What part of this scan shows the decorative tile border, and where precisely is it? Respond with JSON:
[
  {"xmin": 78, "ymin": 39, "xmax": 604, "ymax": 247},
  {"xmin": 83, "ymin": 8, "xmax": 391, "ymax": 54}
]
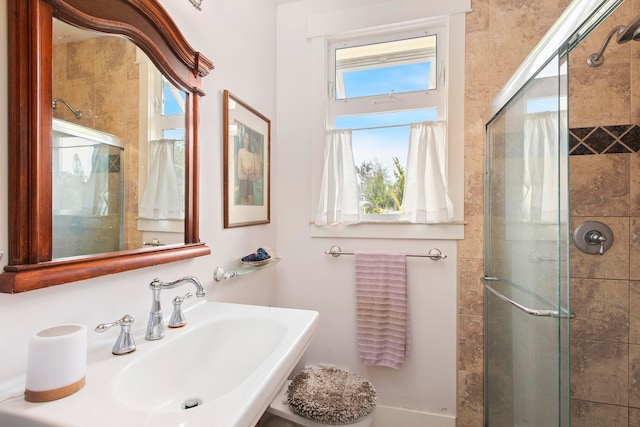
[
  {"xmin": 569, "ymin": 124, "xmax": 640, "ymax": 155},
  {"xmin": 108, "ymin": 154, "xmax": 121, "ymax": 173}
]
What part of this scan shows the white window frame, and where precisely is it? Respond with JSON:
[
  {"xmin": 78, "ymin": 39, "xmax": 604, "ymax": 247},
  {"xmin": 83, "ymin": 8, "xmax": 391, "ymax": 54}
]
[
  {"xmin": 309, "ymin": 12, "xmax": 466, "ymax": 240},
  {"xmin": 331, "ymin": 30, "xmax": 440, "ymax": 102},
  {"xmin": 137, "ymin": 50, "xmax": 185, "ymax": 238},
  {"xmin": 328, "ymin": 27, "xmax": 445, "ymax": 222}
]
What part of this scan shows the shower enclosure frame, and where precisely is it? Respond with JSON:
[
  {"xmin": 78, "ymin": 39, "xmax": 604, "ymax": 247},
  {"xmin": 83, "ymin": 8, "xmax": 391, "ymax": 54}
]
[
  {"xmin": 484, "ymin": 52, "xmax": 572, "ymax": 426},
  {"xmin": 52, "ymin": 118, "xmax": 125, "ymax": 259},
  {"xmin": 483, "ymin": 0, "xmax": 624, "ymax": 426}
]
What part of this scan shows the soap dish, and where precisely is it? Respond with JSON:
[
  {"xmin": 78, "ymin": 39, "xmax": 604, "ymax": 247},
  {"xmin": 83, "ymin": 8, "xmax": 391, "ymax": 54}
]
[
  {"xmin": 241, "ymin": 259, "xmax": 271, "ymax": 267},
  {"xmin": 241, "ymin": 247, "xmax": 272, "ymax": 267}
]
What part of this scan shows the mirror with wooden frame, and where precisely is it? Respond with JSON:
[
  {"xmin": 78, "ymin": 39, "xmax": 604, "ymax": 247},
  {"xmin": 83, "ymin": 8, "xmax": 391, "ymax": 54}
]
[{"xmin": 2, "ymin": 0, "xmax": 214, "ymax": 293}]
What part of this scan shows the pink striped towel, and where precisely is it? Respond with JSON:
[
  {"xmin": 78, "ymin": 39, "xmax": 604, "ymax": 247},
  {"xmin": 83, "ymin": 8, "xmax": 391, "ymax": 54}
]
[{"xmin": 355, "ymin": 251, "xmax": 410, "ymax": 369}]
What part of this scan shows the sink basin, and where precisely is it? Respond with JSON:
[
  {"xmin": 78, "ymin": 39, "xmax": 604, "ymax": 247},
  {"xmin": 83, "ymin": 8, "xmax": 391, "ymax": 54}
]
[
  {"xmin": 0, "ymin": 302, "xmax": 318, "ymax": 427},
  {"xmin": 113, "ymin": 318, "xmax": 286, "ymax": 412}
]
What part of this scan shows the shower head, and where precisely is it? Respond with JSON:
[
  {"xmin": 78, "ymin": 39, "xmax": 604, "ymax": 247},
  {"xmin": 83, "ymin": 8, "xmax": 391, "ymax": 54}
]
[
  {"xmin": 587, "ymin": 13, "xmax": 640, "ymax": 67},
  {"xmin": 615, "ymin": 13, "xmax": 640, "ymax": 43},
  {"xmin": 52, "ymin": 97, "xmax": 82, "ymax": 119}
]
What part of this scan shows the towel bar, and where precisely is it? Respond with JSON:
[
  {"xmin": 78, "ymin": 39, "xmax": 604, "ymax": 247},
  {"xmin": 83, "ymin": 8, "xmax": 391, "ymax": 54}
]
[
  {"xmin": 324, "ymin": 245, "xmax": 446, "ymax": 261},
  {"xmin": 481, "ymin": 277, "xmax": 575, "ymax": 319}
]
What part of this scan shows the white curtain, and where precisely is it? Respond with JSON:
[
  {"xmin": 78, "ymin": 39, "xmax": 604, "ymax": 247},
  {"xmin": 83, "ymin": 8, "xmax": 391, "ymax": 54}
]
[
  {"xmin": 139, "ymin": 139, "xmax": 183, "ymax": 219},
  {"xmin": 520, "ymin": 111, "xmax": 560, "ymax": 223},
  {"xmin": 315, "ymin": 129, "xmax": 361, "ymax": 225},
  {"xmin": 399, "ymin": 121, "xmax": 454, "ymax": 223},
  {"xmin": 82, "ymin": 144, "xmax": 110, "ymax": 216}
]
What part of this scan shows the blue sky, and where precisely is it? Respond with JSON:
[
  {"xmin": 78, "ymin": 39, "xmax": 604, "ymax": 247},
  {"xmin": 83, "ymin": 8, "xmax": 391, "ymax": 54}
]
[
  {"xmin": 341, "ymin": 63, "xmax": 431, "ymax": 99},
  {"xmin": 335, "ymin": 62, "xmax": 435, "ymax": 173},
  {"xmin": 162, "ymin": 81, "xmax": 186, "ymax": 140}
]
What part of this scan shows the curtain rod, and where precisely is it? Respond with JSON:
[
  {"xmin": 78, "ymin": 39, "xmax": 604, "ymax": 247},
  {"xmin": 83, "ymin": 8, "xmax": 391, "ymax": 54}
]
[{"xmin": 332, "ymin": 119, "xmax": 443, "ymax": 133}]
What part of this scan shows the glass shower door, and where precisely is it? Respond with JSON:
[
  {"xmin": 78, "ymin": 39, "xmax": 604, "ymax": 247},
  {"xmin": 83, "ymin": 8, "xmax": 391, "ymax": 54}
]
[{"xmin": 484, "ymin": 52, "xmax": 571, "ymax": 426}]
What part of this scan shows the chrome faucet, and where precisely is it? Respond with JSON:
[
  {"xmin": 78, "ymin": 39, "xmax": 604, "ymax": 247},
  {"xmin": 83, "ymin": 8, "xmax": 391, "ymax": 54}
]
[
  {"xmin": 95, "ymin": 314, "xmax": 136, "ymax": 355},
  {"xmin": 168, "ymin": 292, "xmax": 193, "ymax": 328},
  {"xmin": 145, "ymin": 276, "xmax": 206, "ymax": 341}
]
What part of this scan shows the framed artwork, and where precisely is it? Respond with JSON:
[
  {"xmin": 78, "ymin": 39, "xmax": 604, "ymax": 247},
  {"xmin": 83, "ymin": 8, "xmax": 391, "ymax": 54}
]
[{"xmin": 223, "ymin": 90, "xmax": 271, "ymax": 228}]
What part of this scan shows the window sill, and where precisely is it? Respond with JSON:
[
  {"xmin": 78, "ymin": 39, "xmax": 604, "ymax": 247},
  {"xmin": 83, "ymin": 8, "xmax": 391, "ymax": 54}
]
[
  {"xmin": 138, "ymin": 218, "xmax": 184, "ymax": 233},
  {"xmin": 310, "ymin": 221, "xmax": 464, "ymax": 240}
]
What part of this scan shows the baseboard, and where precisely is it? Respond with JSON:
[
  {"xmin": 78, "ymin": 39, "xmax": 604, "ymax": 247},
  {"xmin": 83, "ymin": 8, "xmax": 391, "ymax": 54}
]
[{"xmin": 372, "ymin": 405, "xmax": 456, "ymax": 427}]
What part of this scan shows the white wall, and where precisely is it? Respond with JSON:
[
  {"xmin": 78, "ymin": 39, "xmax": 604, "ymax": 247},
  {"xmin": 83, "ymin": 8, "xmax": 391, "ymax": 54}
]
[
  {"xmin": 0, "ymin": 0, "xmax": 459, "ymax": 422},
  {"xmin": 274, "ymin": 0, "xmax": 458, "ymax": 419},
  {"xmin": 0, "ymin": 0, "xmax": 278, "ymax": 395}
]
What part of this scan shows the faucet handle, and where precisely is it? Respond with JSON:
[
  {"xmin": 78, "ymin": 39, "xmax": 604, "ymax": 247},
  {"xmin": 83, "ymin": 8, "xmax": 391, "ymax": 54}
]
[
  {"xmin": 586, "ymin": 230, "xmax": 607, "ymax": 255},
  {"xmin": 168, "ymin": 293, "xmax": 192, "ymax": 328},
  {"xmin": 95, "ymin": 314, "xmax": 136, "ymax": 355}
]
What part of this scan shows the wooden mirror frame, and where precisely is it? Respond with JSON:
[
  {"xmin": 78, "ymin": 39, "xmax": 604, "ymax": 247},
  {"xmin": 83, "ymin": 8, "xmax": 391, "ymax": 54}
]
[{"xmin": 1, "ymin": 0, "xmax": 214, "ymax": 293}]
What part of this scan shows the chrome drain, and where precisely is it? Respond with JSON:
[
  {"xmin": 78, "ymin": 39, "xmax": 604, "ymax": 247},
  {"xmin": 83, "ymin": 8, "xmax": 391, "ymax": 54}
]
[{"xmin": 182, "ymin": 398, "xmax": 203, "ymax": 410}]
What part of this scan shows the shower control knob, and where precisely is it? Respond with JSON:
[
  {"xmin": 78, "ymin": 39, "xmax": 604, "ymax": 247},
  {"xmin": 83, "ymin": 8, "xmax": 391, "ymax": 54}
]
[{"xmin": 573, "ymin": 221, "xmax": 613, "ymax": 256}]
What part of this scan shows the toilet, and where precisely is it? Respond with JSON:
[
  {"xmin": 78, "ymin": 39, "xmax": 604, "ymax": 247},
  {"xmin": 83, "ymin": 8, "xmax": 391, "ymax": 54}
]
[
  {"xmin": 261, "ymin": 366, "xmax": 376, "ymax": 427},
  {"xmin": 261, "ymin": 381, "xmax": 376, "ymax": 427}
]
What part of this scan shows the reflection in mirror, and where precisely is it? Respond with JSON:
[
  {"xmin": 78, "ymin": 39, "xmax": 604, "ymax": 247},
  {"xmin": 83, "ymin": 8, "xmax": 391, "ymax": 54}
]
[
  {"xmin": 52, "ymin": 119, "xmax": 125, "ymax": 258},
  {"xmin": 51, "ymin": 20, "xmax": 186, "ymax": 259},
  {"xmin": 3, "ymin": 0, "xmax": 213, "ymax": 293}
]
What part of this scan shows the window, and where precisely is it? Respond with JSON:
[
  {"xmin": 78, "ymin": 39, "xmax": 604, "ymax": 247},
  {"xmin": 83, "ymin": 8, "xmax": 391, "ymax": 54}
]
[
  {"xmin": 137, "ymin": 54, "xmax": 187, "ymax": 231},
  {"xmin": 328, "ymin": 28, "xmax": 446, "ymax": 219},
  {"xmin": 160, "ymin": 77, "xmax": 186, "ymax": 213},
  {"xmin": 309, "ymin": 9, "xmax": 466, "ymax": 239},
  {"xmin": 334, "ymin": 35, "xmax": 438, "ymax": 99}
]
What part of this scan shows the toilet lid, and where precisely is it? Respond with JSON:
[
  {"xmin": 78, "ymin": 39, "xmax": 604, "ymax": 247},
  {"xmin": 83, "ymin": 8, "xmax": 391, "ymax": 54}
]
[{"xmin": 287, "ymin": 365, "xmax": 376, "ymax": 424}]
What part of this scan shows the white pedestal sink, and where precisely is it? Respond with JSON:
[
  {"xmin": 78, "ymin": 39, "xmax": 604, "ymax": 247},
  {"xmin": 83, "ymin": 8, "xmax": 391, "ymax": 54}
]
[{"xmin": 0, "ymin": 302, "xmax": 319, "ymax": 427}]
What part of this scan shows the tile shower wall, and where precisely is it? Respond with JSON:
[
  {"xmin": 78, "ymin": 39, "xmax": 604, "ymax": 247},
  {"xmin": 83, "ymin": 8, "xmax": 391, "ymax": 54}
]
[
  {"xmin": 458, "ymin": 1, "xmax": 569, "ymax": 425},
  {"xmin": 567, "ymin": 0, "xmax": 640, "ymax": 424},
  {"xmin": 459, "ymin": 1, "xmax": 640, "ymax": 426},
  {"xmin": 52, "ymin": 36, "xmax": 142, "ymax": 251},
  {"xmin": 569, "ymin": 141, "xmax": 640, "ymax": 426}
]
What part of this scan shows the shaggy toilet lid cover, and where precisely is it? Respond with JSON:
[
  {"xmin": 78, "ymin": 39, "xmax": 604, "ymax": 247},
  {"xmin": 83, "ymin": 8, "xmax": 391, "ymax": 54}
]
[{"xmin": 287, "ymin": 365, "xmax": 376, "ymax": 424}]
